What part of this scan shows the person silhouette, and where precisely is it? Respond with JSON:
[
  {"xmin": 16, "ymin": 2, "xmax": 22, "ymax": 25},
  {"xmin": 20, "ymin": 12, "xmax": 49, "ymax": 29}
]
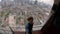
[{"xmin": 25, "ymin": 17, "xmax": 34, "ymax": 34}]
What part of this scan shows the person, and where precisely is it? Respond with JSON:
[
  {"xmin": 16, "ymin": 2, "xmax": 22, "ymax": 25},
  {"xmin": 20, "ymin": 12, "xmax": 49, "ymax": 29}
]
[{"xmin": 25, "ymin": 17, "xmax": 34, "ymax": 34}]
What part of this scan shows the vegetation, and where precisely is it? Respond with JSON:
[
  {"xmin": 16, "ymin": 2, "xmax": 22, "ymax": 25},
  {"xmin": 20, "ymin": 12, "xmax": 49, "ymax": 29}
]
[
  {"xmin": 1, "ymin": 11, "xmax": 9, "ymax": 20},
  {"xmin": 16, "ymin": 15, "xmax": 23, "ymax": 24}
]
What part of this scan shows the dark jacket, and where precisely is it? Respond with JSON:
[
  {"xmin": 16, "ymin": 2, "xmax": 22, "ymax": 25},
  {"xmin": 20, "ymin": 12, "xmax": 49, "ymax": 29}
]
[{"xmin": 25, "ymin": 23, "xmax": 33, "ymax": 33}]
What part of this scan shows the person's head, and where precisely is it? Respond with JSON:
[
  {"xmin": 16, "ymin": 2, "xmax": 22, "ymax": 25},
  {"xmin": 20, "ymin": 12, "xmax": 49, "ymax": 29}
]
[{"xmin": 27, "ymin": 17, "xmax": 33, "ymax": 23}]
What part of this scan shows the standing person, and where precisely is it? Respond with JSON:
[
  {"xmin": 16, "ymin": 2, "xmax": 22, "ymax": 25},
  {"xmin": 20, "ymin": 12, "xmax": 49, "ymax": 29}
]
[{"xmin": 25, "ymin": 17, "xmax": 34, "ymax": 34}]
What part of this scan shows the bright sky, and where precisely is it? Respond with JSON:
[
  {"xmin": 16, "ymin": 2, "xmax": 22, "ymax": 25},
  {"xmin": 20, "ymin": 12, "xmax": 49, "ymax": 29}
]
[
  {"xmin": 39, "ymin": 0, "xmax": 54, "ymax": 6},
  {"xmin": 0, "ymin": 0, "xmax": 1, "ymax": 2},
  {"xmin": 0, "ymin": 0, "xmax": 14, "ymax": 2},
  {"xmin": 32, "ymin": 0, "xmax": 54, "ymax": 6},
  {"xmin": 10, "ymin": 0, "xmax": 14, "ymax": 1}
]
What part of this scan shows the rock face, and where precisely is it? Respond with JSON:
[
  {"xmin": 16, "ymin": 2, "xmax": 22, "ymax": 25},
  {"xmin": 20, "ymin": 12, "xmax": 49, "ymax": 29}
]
[
  {"xmin": 0, "ymin": 26, "xmax": 12, "ymax": 34},
  {"xmin": 0, "ymin": 0, "xmax": 53, "ymax": 33},
  {"xmin": 8, "ymin": 14, "xmax": 16, "ymax": 27}
]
